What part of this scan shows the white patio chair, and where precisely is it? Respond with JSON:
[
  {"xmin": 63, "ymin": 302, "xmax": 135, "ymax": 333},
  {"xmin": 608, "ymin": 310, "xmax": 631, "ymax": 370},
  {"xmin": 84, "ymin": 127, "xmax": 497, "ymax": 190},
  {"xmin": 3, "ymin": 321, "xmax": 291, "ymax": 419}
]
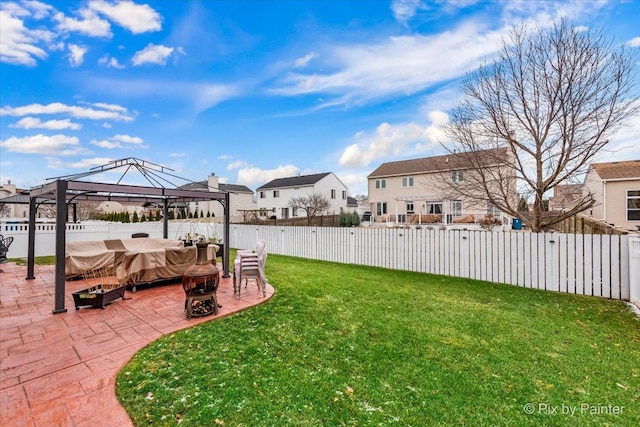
[{"xmin": 233, "ymin": 240, "xmax": 267, "ymax": 298}]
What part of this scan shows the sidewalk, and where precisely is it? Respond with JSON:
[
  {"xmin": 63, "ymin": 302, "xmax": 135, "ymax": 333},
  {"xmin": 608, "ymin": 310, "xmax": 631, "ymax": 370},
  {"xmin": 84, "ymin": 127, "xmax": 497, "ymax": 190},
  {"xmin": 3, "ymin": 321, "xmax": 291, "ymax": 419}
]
[{"xmin": 0, "ymin": 262, "xmax": 274, "ymax": 426}]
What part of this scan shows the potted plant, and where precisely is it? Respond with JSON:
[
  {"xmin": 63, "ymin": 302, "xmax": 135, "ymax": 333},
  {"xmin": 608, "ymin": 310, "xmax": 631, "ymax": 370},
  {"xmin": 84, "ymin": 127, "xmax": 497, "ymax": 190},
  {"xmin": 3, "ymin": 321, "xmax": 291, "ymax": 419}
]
[{"xmin": 208, "ymin": 236, "xmax": 223, "ymax": 258}]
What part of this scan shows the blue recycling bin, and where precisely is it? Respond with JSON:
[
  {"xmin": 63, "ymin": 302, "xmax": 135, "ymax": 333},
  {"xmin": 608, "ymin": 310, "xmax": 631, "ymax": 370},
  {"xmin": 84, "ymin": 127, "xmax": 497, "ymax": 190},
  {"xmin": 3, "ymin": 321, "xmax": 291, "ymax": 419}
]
[{"xmin": 512, "ymin": 218, "xmax": 522, "ymax": 230}]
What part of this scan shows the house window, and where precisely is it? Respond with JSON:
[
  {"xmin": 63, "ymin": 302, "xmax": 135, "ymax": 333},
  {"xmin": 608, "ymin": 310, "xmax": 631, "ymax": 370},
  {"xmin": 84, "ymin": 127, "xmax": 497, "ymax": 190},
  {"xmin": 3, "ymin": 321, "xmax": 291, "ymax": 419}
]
[
  {"xmin": 292, "ymin": 207, "xmax": 298, "ymax": 216},
  {"xmin": 281, "ymin": 207, "xmax": 289, "ymax": 219},
  {"xmin": 375, "ymin": 179, "xmax": 386, "ymax": 189},
  {"xmin": 487, "ymin": 202, "xmax": 501, "ymax": 216},
  {"xmin": 426, "ymin": 203, "xmax": 442, "ymax": 214},
  {"xmin": 331, "ymin": 189, "xmax": 336, "ymax": 199},
  {"xmin": 452, "ymin": 171, "xmax": 464, "ymax": 183},
  {"xmin": 402, "ymin": 177, "xmax": 414, "ymax": 188},
  {"xmin": 342, "ymin": 191, "xmax": 347, "ymax": 200},
  {"xmin": 451, "ymin": 200, "xmax": 462, "ymax": 216},
  {"xmin": 260, "ymin": 191, "xmax": 266, "ymax": 199},
  {"xmin": 406, "ymin": 201, "xmax": 414, "ymax": 213},
  {"xmin": 376, "ymin": 202, "xmax": 387, "ymax": 216},
  {"xmin": 628, "ymin": 190, "xmax": 640, "ymax": 220},
  {"xmin": 273, "ymin": 190, "xmax": 279, "ymax": 198}
]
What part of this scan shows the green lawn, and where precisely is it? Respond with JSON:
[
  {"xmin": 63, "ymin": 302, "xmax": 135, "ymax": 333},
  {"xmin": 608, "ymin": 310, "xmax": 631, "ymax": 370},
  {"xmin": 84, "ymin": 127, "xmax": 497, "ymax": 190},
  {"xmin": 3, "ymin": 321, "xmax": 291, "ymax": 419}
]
[
  {"xmin": 117, "ymin": 254, "xmax": 639, "ymax": 426},
  {"xmin": 8, "ymin": 256, "xmax": 56, "ymax": 266}
]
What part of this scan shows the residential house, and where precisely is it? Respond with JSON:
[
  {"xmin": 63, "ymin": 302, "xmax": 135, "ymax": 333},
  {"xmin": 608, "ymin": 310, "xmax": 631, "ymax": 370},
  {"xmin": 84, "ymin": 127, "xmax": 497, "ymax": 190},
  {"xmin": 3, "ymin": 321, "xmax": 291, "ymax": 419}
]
[
  {"xmin": 0, "ymin": 181, "xmax": 19, "ymax": 218},
  {"xmin": 346, "ymin": 196, "xmax": 359, "ymax": 213},
  {"xmin": 548, "ymin": 184, "xmax": 584, "ymax": 212},
  {"xmin": 584, "ymin": 160, "xmax": 640, "ymax": 231},
  {"xmin": 256, "ymin": 172, "xmax": 348, "ymax": 219},
  {"xmin": 367, "ymin": 148, "xmax": 516, "ymax": 224},
  {"xmin": 180, "ymin": 173, "xmax": 256, "ymax": 223}
]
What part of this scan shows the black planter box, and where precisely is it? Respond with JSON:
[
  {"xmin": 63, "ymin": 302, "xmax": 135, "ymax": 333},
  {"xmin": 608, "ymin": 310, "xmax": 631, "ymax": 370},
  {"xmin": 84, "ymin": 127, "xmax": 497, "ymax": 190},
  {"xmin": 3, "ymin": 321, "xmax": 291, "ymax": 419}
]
[{"xmin": 72, "ymin": 284, "xmax": 126, "ymax": 310}]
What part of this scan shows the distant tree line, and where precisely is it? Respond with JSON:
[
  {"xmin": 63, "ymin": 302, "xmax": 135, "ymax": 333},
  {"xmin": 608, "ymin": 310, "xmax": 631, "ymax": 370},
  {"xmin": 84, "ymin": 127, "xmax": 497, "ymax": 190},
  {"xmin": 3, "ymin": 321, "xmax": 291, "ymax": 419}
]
[{"xmin": 93, "ymin": 209, "xmax": 214, "ymax": 223}]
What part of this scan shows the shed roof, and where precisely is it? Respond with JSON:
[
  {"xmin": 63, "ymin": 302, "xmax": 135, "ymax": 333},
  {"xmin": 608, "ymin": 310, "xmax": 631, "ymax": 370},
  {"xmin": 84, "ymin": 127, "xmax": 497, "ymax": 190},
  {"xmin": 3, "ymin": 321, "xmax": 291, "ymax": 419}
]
[
  {"xmin": 368, "ymin": 148, "xmax": 509, "ymax": 178},
  {"xmin": 590, "ymin": 160, "xmax": 640, "ymax": 180}
]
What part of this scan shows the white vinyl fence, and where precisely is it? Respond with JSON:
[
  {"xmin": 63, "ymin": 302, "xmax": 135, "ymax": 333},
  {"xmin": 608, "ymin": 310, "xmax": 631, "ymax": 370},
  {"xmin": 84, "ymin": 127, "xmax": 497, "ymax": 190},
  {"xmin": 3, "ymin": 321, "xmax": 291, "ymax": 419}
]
[{"xmin": 2, "ymin": 221, "xmax": 638, "ymax": 302}]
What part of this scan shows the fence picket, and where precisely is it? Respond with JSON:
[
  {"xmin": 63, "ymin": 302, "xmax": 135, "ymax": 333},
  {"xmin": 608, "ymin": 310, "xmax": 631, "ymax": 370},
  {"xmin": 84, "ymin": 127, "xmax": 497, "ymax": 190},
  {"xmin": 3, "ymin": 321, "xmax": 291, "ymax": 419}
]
[
  {"xmin": 558, "ymin": 234, "xmax": 567, "ymax": 293},
  {"xmin": 601, "ymin": 235, "xmax": 611, "ymax": 299},
  {"xmin": 611, "ymin": 236, "xmax": 621, "ymax": 300}
]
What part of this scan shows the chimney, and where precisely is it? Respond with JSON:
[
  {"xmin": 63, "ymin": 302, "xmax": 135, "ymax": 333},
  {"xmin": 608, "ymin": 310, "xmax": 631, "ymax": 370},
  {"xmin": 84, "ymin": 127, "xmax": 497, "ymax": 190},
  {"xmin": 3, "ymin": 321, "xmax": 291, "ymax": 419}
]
[{"xmin": 207, "ymin": 173, "xmax": 219, "ymax": 191}]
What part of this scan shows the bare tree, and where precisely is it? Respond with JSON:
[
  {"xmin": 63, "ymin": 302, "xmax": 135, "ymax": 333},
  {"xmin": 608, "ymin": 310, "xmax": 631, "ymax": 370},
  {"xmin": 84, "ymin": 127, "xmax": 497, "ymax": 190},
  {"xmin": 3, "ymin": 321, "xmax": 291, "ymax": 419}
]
[
  {"xmin": 445, "ymin": 19, "xmax": 638, "ymax": 232},
  {"xmin": 288, "ymin": 193, "xmax": 332, "ymax": 225},
  {"xmin": 75, "ymin": 201, "xmax": 102, "ymax": 221}
]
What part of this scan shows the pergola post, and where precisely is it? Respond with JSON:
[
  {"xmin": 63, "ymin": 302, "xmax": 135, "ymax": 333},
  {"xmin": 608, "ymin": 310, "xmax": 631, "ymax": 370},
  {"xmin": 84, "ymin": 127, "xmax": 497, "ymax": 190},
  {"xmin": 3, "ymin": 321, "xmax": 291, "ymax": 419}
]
[
  {"xmin": 26, "ymin": 197, "xmax": 37, "ymax": 280},
  {"xmin": 53, "ymin": 179, "xmax": 68, "ymax": 314},
  {"xmin": 222, "ymin": 191, "xmax": 230, "ymax": 278},
  {"xmin": 163, "ymin": 199, "xmax": 169, "ymax": 239}
]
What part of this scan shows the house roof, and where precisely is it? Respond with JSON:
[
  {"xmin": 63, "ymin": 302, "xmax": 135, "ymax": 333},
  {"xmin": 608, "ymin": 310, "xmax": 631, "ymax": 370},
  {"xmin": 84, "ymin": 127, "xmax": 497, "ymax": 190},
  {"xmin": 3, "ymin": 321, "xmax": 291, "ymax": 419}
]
[
  {"xmin": 0, "ymin": 194, "xmax": 56, "ymax": 205},
  {"xmin": 590, "ymin": 160, "xmax": 640, "ymax": 180},
  {"xmin": 256, "ymin": 172, "xmax": 331, "ymax": 190},
  {"xmin": 178, "ymin": 181, "xmax": 253, "ymax": 194},
  {"xmin": 367, "ymin": 148, "xmax": 509, "ymax": 178},
  {"xmin": 347, "ymin": 196, "xmax": 358, "ymax": 206}
]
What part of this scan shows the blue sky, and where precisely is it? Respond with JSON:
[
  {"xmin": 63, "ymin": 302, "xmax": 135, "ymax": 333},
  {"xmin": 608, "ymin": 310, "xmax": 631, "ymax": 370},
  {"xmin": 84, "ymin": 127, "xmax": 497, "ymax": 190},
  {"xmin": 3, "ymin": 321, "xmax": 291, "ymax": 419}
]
[{"xmin": 1, "ymin": 0, "xmax": 639, "ymax": 195}]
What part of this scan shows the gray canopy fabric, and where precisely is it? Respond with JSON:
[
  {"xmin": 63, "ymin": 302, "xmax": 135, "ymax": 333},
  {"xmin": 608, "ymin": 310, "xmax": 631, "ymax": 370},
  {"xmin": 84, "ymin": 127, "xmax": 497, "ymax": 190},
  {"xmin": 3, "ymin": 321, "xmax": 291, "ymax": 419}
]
[{"xmin": 23, "ymin": 158, "xmax": 231, "ymax": 314}]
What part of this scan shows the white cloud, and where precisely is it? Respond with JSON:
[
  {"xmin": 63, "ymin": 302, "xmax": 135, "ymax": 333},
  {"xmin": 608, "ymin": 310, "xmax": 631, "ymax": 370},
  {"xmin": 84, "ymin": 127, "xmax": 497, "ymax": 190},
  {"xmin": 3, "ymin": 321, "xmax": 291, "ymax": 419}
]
[
  {"xmin": 81, "ymin": 76, "xmax": 240, "ymax": 113},
  {"xmin": 54, "ymin": 8, "xmax": 112, "ymax": 37},
  {"xmin": 170, "ymin": 152, "xmax": 185, "ymax": 157},
  {"xmin": 132, "ymin": 43, "xmax": 175, "ymax": 66},
  {"xmin": 0, "ymin": 134, "xmax": 86, "ymax": 156},
  {"xmin": 390, "ymin": 0, "xmax": 425, "ymax": 24},
  {"xmin": 237, "ymin": 165, "xmax": 300, "ymax": 187},
  {"xmin": 339, "ymin": 111, "xmax": 449, "ymax": 168},
  {"xmin": 90, "ymin": 134, "xmax": 145, "ymax": 149},
  {"xmin": 69, "ymin": 157, "xmax": 114, "ymax": 168},
  {"xmin": 193, "ymin": 83, "xmax": 238, "ymax": 112},
  {"xmin": 227, "ymin": 160, "xmax": 247, "ymax": 170},
  {"xmin": 9, "ymin": 117, "xmax": 82, "ymax": 130},
  {"xmin": 272, "ymin": 22, "xmax": 506, "ymax": 106},
  {"xmin": 90, "ymin": 139, "xmax": 120, "ymax": 149},
  {"xmin": 22, "ymin": 0, "xmax": 55, "ymax": 19},
  {"xmin": 89, "ymin": 0, "xmax": 162, "ymax": 34},
  {"xmin": 68, "ymin": 44, "xmax": 87, "ymax": 67},
  {"xmin": 294, "ymin": 52, "xmax": 318, "ymax": 68},
  {"xmin": 99, "ymin": 54, "xmax": 125, "ymax": 69},
  {"xmin": 0, "ymin": 10, "xmax": 49, "ymax": 65},
  {"xmin": 0, "ymin": 102, "xmax": 134, "ymax": 121},
  {"xmin": 112, "ymin": 134, "xmax": 143, "ymax": 144},
  {"xmin": 626, "ymin": 37, "xmax": 640, "ymax": 48},
  {"xmin": 90, "ymin": 102, "xmax": 128, "ymax": 112}
]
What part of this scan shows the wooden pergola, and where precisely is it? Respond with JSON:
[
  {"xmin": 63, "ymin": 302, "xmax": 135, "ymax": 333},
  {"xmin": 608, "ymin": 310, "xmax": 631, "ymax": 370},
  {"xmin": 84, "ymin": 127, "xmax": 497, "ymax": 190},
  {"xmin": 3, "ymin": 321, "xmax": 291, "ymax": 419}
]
[{"xmin": 25, "ymin": 158, "xmax": 231, "ymax": 314}]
